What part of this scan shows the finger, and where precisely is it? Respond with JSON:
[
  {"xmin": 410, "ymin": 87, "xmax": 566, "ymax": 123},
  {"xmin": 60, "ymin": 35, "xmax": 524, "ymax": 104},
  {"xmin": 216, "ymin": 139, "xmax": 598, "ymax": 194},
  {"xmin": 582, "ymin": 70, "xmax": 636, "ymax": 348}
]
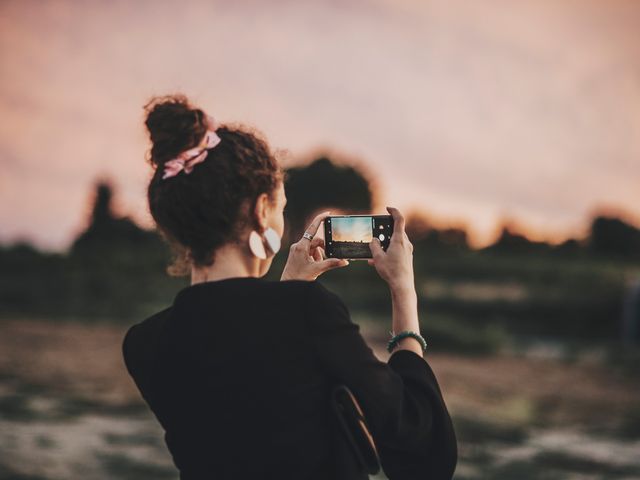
[
  {"xmin": 310, "ymin": 237, "xmax": 325, "ymax": 251},
  {"xmin": 312, "ymin": 246, "xmax": 323, "ymax": 262},
  {"xmin": 289, "ymin": 241, "xmax": 301, "ymax": 255},
  {"xmin": 291, "ymin": 240, "xmax": 312, "ymax": 259},
  {"xmin": 302, "ymin": 210, "xmax": 332, "ymax": 241},
  {"xmin": 318, "ymin": 258, "xmax": 349, "ymax": 273},
  {"xmin": 295, "ymin": 233, "xmax": 326, "ymax": 259},
  {"xmin": 386, "ymin": 206, "xmax": 405, "ymax": 237},
  {"xmin": 367, "ymin": 258, "xmax": 375, "ymax": 267},
  {"xmin": 369, "ymin": 237, "xmax": 384, "ymax": 259}
]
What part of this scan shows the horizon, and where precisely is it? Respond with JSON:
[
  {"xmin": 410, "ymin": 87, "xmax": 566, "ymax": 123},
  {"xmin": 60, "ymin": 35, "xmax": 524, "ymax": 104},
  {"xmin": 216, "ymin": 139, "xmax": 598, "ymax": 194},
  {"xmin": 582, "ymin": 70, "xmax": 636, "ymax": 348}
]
[{"xmin": 3, "ymin": 174, "xmax": 637, "ymax": 255}]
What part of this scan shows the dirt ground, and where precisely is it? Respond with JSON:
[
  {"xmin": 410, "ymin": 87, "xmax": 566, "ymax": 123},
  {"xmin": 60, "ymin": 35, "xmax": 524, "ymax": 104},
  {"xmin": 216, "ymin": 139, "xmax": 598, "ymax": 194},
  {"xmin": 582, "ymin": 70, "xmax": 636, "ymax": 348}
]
[{"xmin": 1, "ymin": 318, "xmax": 639, "ymax": 480}]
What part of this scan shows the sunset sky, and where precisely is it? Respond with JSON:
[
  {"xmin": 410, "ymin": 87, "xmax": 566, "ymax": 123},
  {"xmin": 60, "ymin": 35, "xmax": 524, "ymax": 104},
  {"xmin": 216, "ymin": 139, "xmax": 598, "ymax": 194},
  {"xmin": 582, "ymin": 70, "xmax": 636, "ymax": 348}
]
[
  {"xmin": 1, "ymin": 0, "xmax": 639, "ymax": 250},
  {"xmin": 332, "ymin": 217, "xmax": 374, "ymax": 243}
]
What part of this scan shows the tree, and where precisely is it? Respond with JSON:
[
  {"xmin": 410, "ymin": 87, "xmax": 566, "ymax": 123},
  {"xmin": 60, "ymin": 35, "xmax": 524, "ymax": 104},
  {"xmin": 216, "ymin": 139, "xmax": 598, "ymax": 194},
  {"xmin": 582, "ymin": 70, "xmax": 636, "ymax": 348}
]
[
  {"xmin": 588, "ymin": 215, "xmax": 640, "ymax": 257},
  {"xmin": 70, "ymin": 179, "xmax": 162, "ymax": 257},
  {"xmin": 484, "ymin": 225, "xmax": 552, "ymax": 253},
  {"xmin": 405, "ymin": 210, "xmax": 469, "ymax": 250},
  {"xmin": 283, "ymin": 156, "xmax": 374, "ymax": 240}
]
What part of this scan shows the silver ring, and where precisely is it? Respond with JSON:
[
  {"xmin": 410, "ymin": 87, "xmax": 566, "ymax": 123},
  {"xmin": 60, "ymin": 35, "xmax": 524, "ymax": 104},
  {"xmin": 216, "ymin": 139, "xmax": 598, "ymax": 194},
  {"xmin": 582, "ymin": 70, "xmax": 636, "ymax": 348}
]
[{"xmin": 302, "ymin": 232, "xmax": 314, "ymax": 241}]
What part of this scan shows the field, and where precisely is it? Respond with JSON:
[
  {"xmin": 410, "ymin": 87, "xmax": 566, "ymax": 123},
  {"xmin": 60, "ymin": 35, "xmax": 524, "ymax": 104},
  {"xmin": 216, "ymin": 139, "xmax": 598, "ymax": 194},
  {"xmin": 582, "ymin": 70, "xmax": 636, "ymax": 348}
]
[
  {"xmin": 330, "ymin": 241, "xmax": 374, "ymax": 259},
  {"xmin": 1, "ymin": 317, "xmax": 639, "ymax": 480}
]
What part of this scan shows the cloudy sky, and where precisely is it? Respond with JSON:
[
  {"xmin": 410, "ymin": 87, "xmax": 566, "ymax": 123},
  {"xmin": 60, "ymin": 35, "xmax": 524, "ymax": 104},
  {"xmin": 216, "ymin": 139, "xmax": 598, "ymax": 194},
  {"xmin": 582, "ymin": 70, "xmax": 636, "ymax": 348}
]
[
  {"xmin": 332, "ymin": 216, "xmax": 374, "ymax": 243},
  {"xmin": 1, "ymin": 0, "xmax": 639, "ymax": 250}
]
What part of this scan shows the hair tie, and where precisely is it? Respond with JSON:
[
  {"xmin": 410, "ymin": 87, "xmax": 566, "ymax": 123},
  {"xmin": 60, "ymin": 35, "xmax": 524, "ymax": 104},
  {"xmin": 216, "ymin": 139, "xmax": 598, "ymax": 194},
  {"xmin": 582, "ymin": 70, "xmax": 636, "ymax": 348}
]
[{"xmin": 162, "ymin": 115, "xmax": 221, "ymax": 180}]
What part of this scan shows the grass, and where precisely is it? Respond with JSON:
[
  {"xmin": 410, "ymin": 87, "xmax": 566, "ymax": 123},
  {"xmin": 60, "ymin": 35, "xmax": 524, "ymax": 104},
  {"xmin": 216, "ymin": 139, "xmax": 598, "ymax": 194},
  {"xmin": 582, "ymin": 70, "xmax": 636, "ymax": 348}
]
[
  {"xmin": 1, "ymin": 317, "xmax": 639, "ymax": 480},
  {"xmin": 96, "ymin": 453, "xmax": 177, "ymax": 480},
  {"xmin": 420, "ymin": 313, "xmax": 511, "ymax": 355},
  {"xmin": 452, "ymin": 416, "xmax": 529, "ymax": 445},
  {"xmin": 0, "ymin": 464, "xmax": 48, "ymax": 480}
]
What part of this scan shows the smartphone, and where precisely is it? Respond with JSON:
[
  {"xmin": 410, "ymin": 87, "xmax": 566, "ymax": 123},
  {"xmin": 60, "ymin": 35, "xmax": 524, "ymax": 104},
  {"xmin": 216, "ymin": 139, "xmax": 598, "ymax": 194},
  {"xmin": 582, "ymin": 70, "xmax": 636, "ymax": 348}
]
[{"xmin": 323, "ymin": 214, "xmax": 394, "ymax": 260}]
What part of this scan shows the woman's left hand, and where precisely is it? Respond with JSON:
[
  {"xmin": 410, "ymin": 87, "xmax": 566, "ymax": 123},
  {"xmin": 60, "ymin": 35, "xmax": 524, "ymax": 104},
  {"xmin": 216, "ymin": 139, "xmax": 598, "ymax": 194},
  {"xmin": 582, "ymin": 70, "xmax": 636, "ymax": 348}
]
[{"xmin": 280, "ymin": 210, "xmax": 350, "ymax": 281}]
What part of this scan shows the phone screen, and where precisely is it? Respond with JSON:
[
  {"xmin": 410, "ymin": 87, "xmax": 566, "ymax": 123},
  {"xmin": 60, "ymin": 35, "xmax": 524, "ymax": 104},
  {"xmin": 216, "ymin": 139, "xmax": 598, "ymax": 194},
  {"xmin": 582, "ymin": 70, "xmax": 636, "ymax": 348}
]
[{"xmin": 324, "ymin": 215, "xmax": 393, "ymax": 259}]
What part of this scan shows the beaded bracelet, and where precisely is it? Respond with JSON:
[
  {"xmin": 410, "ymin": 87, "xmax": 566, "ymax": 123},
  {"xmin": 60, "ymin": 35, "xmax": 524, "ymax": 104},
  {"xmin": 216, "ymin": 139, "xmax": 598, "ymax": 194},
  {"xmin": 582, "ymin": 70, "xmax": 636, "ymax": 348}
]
[{"xmin": 387, "ymin": 330, "xmax": 427, "ymax": 353}]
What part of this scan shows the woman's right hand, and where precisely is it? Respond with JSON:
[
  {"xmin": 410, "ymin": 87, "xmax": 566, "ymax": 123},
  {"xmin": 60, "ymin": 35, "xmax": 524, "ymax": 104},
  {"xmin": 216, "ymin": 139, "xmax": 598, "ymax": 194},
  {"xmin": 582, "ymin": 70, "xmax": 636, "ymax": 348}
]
[
  {"xmin": 368, "ymin": 206, "xmax": 415, "ymax": 293},
  {"xmin": 280, "ymin": 211, "xmax": 350, "ymax": 282}
]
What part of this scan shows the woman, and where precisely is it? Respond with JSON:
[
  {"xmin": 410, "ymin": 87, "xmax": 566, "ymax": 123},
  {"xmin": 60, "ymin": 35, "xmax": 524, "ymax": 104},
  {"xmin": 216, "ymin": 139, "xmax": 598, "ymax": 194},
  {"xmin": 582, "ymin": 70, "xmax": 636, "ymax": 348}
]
[{"xmin": 122, "ymin": 94, "xmax": 457, "ymax": 479}]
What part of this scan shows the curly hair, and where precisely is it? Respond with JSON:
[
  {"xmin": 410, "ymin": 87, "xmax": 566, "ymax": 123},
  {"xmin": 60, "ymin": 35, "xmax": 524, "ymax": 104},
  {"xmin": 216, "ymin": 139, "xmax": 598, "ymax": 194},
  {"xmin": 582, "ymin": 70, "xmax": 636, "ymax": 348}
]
[{"xmin": 144, "ymin": 94, "xmax": 284, "ymax": 276}]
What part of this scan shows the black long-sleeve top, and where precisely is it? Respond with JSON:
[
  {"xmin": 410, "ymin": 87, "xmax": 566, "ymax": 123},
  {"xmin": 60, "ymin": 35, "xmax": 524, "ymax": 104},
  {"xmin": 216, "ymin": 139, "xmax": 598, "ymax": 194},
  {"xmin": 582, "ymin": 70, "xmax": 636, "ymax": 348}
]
[{"xmin": 122, "ymin": 277, "xmax": 457, "ymax": 479}]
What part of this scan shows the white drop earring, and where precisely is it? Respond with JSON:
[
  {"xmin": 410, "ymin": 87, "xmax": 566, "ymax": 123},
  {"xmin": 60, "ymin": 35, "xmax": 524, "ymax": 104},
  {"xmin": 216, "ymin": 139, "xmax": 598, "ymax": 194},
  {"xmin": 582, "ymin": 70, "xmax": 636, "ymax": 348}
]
[
  {"xmin": 249, "ymin": 227, "xmax": 281, "ymax": 260},
  {"xmin": 263, "ymin": 227, "xmax": 281, "ymax": 256}
]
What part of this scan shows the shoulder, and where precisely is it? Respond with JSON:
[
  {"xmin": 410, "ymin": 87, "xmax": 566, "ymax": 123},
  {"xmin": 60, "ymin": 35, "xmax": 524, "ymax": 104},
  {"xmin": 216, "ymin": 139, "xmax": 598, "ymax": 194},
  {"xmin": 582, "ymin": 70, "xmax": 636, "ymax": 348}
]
[
  {"xmin": 122, "ymin": 306, "xmax": 171, "ymax": 349},
  {"xmin": 121, "ymin": 307, "xmax": 171, "ymax": 376},
  {"xmin": 300, "ymin": 280, "xmax": 355, "ymax": 333},
  {"xmin": 251, "ymin": 279, "xmax": 350, "ymax": 324}
]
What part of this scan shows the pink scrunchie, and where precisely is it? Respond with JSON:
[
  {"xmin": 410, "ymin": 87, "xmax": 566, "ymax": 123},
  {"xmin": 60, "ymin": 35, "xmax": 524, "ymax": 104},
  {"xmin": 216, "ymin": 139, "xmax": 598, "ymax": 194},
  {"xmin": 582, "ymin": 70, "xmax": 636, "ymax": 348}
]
[{"xmin": 162, "ymin": 116, "xmax": 221, "ymax": 180}]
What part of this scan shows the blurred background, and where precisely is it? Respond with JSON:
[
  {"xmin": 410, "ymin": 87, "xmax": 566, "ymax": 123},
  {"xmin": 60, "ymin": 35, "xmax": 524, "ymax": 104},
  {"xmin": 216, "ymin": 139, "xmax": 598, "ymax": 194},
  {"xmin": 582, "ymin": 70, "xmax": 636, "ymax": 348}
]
[{"xmin": 1, "ymin": 1, "xmax": 640, "ymax": 479}]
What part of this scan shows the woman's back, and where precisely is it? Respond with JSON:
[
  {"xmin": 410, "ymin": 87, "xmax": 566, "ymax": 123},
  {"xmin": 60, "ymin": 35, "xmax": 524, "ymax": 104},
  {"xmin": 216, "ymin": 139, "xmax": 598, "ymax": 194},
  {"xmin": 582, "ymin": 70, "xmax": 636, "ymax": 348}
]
[
  {"xmin": 122, "ymin": 277, "xmax": 457, "ymax": 479},
  {"xmin": 123, "ymin": 278, "xmax": 336, "ymax": 478}
]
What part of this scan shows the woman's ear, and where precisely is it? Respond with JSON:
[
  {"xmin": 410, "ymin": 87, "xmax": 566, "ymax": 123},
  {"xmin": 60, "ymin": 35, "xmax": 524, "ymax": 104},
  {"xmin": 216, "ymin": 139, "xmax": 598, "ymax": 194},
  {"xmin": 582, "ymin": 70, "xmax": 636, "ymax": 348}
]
[{"xmin": 253, "ymin": 192, "xmax": 270, "ymax": 231}]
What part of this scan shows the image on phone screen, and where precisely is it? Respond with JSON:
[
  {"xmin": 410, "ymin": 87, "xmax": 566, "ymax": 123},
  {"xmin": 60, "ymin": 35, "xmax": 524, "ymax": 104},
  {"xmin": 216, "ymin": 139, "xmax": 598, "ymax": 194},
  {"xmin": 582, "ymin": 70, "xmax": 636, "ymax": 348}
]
[{"xmin": 324, "ymin": 215, "xmax": 393, "ymax": 259}]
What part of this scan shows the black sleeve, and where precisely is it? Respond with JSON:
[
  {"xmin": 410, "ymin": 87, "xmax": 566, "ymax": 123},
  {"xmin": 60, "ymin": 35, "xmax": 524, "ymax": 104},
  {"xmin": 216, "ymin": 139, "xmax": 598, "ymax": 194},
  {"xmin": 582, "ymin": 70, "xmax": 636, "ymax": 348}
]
[{"xmin": 304, "ymin": 280, "xmax": 457, "ymax": 480}]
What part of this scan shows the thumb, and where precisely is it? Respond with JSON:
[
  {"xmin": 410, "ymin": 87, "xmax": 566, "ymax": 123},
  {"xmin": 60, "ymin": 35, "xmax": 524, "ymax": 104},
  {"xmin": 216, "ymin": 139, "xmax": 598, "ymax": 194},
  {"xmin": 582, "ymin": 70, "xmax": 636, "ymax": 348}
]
[{"xmin": 369, "ymin": 237, "xmax": 383, "ymax": 257}]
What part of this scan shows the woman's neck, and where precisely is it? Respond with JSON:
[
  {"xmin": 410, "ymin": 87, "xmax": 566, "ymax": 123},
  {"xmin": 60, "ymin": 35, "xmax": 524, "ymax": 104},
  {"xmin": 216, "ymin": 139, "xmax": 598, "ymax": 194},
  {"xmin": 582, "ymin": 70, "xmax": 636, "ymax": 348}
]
[{"xmin": 190, "ymin": 242, "xmax": 262, "ymax": 285}]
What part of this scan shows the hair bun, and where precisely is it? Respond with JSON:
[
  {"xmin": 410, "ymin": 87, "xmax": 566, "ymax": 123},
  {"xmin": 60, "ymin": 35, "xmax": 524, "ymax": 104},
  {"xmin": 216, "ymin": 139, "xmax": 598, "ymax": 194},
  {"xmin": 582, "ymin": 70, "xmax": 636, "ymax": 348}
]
[{"xmin": 144, "ymin": 94, "xmax": 209, "ymax": 167}]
